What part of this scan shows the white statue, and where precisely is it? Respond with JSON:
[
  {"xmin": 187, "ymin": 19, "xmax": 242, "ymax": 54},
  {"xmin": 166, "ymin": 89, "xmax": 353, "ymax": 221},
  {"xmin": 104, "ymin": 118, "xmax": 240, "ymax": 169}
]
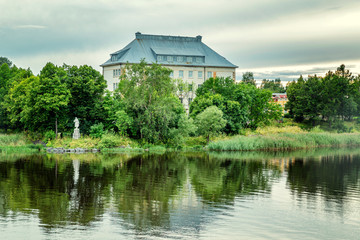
[
  {"xmin": 74, "ymin": 117, "xmax": 79, "ymax": 128},
  {"xmin": 73, "ymin": 117, "xmax": 80, "ymax": 139}
]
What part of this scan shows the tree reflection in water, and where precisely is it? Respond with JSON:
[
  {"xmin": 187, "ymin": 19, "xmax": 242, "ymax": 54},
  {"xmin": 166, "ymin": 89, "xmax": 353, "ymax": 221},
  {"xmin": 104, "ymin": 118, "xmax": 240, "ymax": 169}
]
[{"xmin": 0, "ymin": 149, "xmax": 359, "ymax": 234}]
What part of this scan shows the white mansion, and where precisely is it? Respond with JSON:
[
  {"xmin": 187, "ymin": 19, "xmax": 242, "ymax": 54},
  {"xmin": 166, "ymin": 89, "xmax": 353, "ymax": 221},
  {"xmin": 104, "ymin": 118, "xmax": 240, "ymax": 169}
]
[{"xmin": 101, "ymin": 32, "xmax": 237, "ymax": 110}]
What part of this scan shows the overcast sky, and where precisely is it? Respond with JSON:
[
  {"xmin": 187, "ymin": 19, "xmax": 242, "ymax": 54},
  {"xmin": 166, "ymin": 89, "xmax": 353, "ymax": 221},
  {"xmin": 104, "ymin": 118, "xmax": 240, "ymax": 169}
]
[{"xmin": 1, "ymin": 0, "xmax": 360, "ymax": 82}]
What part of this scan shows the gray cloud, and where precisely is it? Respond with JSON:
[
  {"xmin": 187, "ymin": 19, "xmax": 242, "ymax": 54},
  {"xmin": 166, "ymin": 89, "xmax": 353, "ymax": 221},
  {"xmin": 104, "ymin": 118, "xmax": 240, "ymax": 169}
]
[
  {"xmin": 236, "ymin": 64, "xmax": 359, "ymax": 82},
  {"xmin": 1, "ymin": 0, "xmax": 360, "ymax": 74}
]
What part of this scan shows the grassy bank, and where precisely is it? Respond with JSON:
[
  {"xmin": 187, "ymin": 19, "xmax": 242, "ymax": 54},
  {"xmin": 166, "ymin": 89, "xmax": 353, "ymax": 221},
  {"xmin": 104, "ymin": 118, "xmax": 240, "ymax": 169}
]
[
  {"xmin": 0, "ymin": 133, "xmax": 28, "ymax": 146},
  {"xmin": 3, "ymin": 122, "xmax": 360, "ymax": 154},
  {"xmin": 46, "ymin": 133, "xmax": 138, "ymax": 149},
  {"xmin": 208, "ymin": 132, "xmax": 360, "ymax": 151},
  {"xmin": 0, "ymin": 133, "xmax": 43, "ymax": 153}
]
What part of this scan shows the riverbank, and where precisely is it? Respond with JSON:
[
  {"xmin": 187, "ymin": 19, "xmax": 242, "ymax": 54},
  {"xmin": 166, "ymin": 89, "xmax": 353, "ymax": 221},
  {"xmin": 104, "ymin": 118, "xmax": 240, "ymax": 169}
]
[
  {"xmin": 2, "ymin": 127, "xmax": 360, "ymax": 153},
  {"xmin": 0, "ymin": 133, "xmax": 42, "ymax": 153}
]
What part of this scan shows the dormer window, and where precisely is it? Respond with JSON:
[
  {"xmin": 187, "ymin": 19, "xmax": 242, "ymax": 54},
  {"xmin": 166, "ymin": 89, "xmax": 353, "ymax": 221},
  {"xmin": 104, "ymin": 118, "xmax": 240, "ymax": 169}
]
[
  {"xmin": 177, "ymin": 56, "xmax": 183, "ymax": 62},
  {"xmin": 111, "ymin": 55, "xmax": 117, "ymax": 61},
  {"xmin": 196, "ymin": 57, "xmax": 202, "ymax": 63},
  {"xmin": 157, "ymin": 55, "xmax": 163, "ymax": 62},
  {"xmin": 187, "ymin": 57, "xmax": 192, "ymax": 62},
  {"xmin": 167, "ymin": 56, "xmax": 173, "ymax": 62}
]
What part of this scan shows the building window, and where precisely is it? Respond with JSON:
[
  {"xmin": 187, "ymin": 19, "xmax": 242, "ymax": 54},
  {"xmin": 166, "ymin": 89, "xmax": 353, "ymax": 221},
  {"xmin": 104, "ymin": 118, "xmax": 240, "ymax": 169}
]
[
  {"xmin": 169, "ymin": 71, "xmax": 174, "ymax": 77},
  {"xmin": 113, "ymin": 69, "xmax": 121, "ymax": 77},
  {"xmin": 179, "ymin": 70, "xmax": 184, "ymax": 78},
  {"xmin": 111, "ymin": 55, "xmax": 116, "ymax": 61},
  {"xmin": 167, "ymin": 56, "xmax": 173, "ymax": 62},
  {"xmin": 198, "ymin": 84, "xmax": 202, "ymax": 89},
  {"xmin": 207, "ymin": 71, "xmax": 212, "ymax": 79},
  {"xmin": 189, "ymin": 84, "xmax": 193, "ymax": 91},
  {"xmin": 198, "ymin": 71, "xmax": 203, "ymax": 78},
  {"xmin": 113, "ymin": 82, "xmax": 119, "ymax": 91},
  {"xmin": 177, "ymin": 56, "xmax": 183, "ymax": 62},
  {"xmin": 196, "ymin": 57, "xmax": 202, "ymax": 63},
  {"xmin": 188, "ymin": 98, "xmax": 193, "ymax": 104},
  {"xmin": 187, "ymin": 57, "xmax": 192, "ymax": 62},
  {"xmin": 157, "ymin": 55, "xmax": 163, "ymax": 61},
  {"xmin": 179, "ymin": 98, "xmax": 183, "ymax": 104},
  {"xmin": 188, "ymin": 71, "xmax": 193, "ymax": 78}
]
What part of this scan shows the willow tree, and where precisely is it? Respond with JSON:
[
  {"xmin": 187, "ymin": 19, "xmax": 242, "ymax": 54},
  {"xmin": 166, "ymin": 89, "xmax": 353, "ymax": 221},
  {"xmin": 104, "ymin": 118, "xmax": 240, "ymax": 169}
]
[{"xmin": 118, "ymin": 60, "xmax": 185, "ymax": 143}]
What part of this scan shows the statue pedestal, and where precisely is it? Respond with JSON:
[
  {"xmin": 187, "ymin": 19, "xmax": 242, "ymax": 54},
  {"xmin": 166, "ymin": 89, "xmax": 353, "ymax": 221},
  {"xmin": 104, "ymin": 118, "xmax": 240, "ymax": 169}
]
[{"xmin": 73, "ymin": 128, "xmax": 80, "ymax": 139}]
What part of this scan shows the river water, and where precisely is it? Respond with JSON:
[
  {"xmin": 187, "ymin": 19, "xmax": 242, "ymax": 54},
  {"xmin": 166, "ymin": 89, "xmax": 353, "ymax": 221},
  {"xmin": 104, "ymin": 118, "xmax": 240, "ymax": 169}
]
[{"xmin": 0, "ymin": 148, "xmax": 359, "ymax": 239}]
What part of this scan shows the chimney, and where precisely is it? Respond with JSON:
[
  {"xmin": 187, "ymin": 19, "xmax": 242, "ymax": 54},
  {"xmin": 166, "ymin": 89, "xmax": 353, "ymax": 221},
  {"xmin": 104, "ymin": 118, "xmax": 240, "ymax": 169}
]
[
  {"xmin": 135, "ymin": 32, "xmax": 142, "ymax": 39},
  {"xmin": 196, "ymin": 35, "xmax": 202, "ymax": 42}
]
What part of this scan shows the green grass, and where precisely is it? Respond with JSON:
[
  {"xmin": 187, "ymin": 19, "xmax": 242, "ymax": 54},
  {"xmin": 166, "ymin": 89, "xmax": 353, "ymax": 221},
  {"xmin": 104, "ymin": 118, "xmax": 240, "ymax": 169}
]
[
  {"xmin": 47, "ymin": 133, "xmax": 138, "ymax": 149},
  {"xmin": 208, "ymin": 132, "xmax": 360, "ymax": 151},
  {"xmin": 0, "ymin": 145, "xmax": 43, "ymax": 154},
  {"xmin": 0, "ymin": 133, "xmax": 28, "ymax": 146}
]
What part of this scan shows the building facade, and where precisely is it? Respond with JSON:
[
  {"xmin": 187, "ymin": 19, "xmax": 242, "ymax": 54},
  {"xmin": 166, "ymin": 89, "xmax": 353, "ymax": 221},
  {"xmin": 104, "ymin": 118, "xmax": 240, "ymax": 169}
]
[
  {"xmin": 272, "ymin": 93, "xmax": 288, "ymax": 113},
  {"xmin": 101, "ymin": 32, "xmax": 237, "ymax": 111}
]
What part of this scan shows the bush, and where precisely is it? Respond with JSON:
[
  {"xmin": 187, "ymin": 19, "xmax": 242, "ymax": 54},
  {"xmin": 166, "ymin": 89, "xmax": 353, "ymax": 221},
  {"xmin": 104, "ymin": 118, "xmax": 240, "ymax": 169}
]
[
  {"xmin": 184, "ymin": 136, "xmax": 208, "ymax": 146},
  {"xmin": 310, "ymin": 125, "xmax": 324, "ymax": 133},
  {"xmin": 43, "ymin": 130, "xmax": 56, "ymax": 142},
  {"xmin": 89, "ymin": 123, "xmax": 104, "ymax": 138},
  {"xmin": 98, "ymin": 134, "xmax": 135, "ymax": 149},
  {"xmin": 332, "ymin": 120, "xmax": 348, "ymax": 133}
]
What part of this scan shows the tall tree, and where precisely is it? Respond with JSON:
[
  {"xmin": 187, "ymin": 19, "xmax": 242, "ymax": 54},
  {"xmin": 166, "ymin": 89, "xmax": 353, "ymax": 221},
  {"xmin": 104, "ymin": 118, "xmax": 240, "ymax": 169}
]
[
  {"xmin": 191, "ymin": 77, "xmax": 282, "ymax": 133},
  {"xmin": 195, "ymin": 106, "xmax": 227, "ymax": 143},
  {"xmin": 0, "ymin": 57, "xmax": 12, "ymax": 67},
  {"xmin": 63, "ymin": 64, "xmax": 107, "ymax": 133},
  {"xmin": 118, "ymin": 60, "xmax": 185, "ymax": 143},
  {"xmin": 22, "ymin": 75, "xmax": 71, "ymax": 133},
  {"xmin": 260, "ymin": 78, "xmax": 286, "ymax": 93},
  {"xmin": 241, "ymin": 72, "xmax": 256, "ymax": 86},
  {"xmin": 0, "ymin": 64, "xmax": 32, "ymax": 131}
]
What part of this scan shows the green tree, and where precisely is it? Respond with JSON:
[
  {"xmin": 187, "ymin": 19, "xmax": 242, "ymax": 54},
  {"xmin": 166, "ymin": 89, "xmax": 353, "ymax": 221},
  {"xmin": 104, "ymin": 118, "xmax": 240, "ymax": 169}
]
[
  {"xmin": 285, "ymin": 76, "xmax": 305, "ymax": 122},
  {"xmin": 195, "ymin": 106, "xmax": 227, "ymax": 143},
  {"xmin": 118, "ymin": 60, "xmax": 185, "ymax": 143},
  {"xmin": 0, "ymin": 57, "xmax": 12, "ymax": 67},
  {"xmin": 302, "ymin": 76, "xmax": 323, "ymax": 125},
  {"xmin": 192, "ymin": 77, "xmax": 249, "ymax": 133},
  {"xmin": 22, "ymin": 75, "xmax": 71, "ymax": 133},
  {"xmin": 191, "ymin": 77, "xmax": 282, "ymax": 133},
  {"xmin": 242, "ymin": 72, "xmax": 256, "ymax": 86},
  {"xmin": 62, "ymin": 64, "xmax": 107, "ymax": 133},
  {"xmin": 115, "ymin": 110, "xmax": 133, "ymax": 136},
  {"xmin": 0, "ymin": 64, "xmax": 32, "ymax": 131},
  {"xmin": 260, "ymin": 78, "xmax": 286, "ymax": 93},
  {"xmin": 286, "ymin": 65, "xmax": 358, "ymax": 126}
]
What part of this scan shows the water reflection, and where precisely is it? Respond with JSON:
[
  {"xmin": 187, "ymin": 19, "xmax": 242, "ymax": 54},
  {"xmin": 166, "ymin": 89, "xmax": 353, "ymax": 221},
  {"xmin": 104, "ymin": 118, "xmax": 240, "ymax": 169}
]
[{"xmin": 0, "ymin": 148, "xmax": 360, "ymax": 239}]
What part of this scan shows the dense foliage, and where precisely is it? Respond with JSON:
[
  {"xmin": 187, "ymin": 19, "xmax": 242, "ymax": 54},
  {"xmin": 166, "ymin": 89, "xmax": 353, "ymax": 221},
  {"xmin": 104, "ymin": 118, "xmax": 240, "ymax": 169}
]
[
  {"xmin": 0, "ymin": 57, "xmax": 284, "ymax": 145},
  {"xmin": 190, "ymin": 77, "xmax": 282, "ymax": 133},
  {"xmin": 286, "ymin": 65, "xmax": 360, "ymax": 127},
  {"xmin": 260, "ymin": 78, "xmax": 286, "ymax": 93},
  {"xmin": 115, "ymin": 60, "xmax": 188, "ymax": 143},
  {"xmin": 0, "ymin": 58, "xmax": 107, "ymax": 134}
]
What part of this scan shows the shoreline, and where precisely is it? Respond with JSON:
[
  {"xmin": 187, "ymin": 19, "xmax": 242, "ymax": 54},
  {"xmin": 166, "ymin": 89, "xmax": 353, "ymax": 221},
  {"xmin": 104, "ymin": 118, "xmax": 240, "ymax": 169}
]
[{"xmin": 2, "ymin": 132, "xmax": 360, "ymax": 154}]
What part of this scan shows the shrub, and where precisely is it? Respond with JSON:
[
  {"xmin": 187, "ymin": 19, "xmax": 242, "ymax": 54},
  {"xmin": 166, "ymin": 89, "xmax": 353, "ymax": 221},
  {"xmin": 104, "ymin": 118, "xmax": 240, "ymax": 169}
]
[
  {"xmin": 89, "ymin": 123, "xmax": 104, "ymax": 138},
  {"xmin": 115, "ymin": 110, "xmax": 133, "ymax": 136},
  {"xmin": 98, "ymin": 134, "xmax": 135, "ymax": 149},
  {"xmin": 43, "ymin": 130, "xmax": 56, "ymax": 142},
  {"xmin": 332, "ymin": 120, "xmax": 348, "ymax": 133},
  {"xmin": 310, "ymin": 125, "xmax": 324, "ymax": 133}
]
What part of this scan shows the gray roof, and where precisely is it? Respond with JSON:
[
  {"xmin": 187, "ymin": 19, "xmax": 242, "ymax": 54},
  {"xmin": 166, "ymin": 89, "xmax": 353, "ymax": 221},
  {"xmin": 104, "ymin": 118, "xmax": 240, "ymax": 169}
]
[{"xmin": 101, "ymin": 32, "xmax": 238, "ymax": 68}]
